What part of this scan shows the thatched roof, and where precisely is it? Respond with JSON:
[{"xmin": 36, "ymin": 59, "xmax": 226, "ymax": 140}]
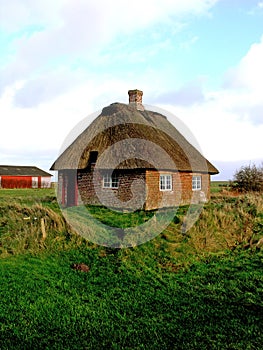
[
  {"xmin": 50, "ymin": 103, "xmax": 218, "ymax": 174},
  {"xmin": 0, "ymin": 165, "xmax": 52, "ymax": 177}
]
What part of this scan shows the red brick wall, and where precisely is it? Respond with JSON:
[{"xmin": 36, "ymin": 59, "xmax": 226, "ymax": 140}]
[{"xmin": 145, "ymin": 170, "xmax": 210, "ymax": 210}]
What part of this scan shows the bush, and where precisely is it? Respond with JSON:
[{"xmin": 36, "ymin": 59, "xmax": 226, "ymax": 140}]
[{"xmin": 231, "ymin": 163, "xmax": 263, "ymax": 192}]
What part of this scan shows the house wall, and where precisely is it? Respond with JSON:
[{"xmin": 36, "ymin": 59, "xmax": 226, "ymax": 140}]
[
  {"xmin": 40, "ymin": 176, "xmax": 51, "ymax": 188},
  {"xmin": 0, "ymin": 176, "xmax": 32, "ymax": 188},
  {"xmin": 77, "ymin": 168, "xmax": 146, "ymax": 210},
  {"xmin": 145, "ymin": 170, "xmax": 210, "ymax": 210},
  {"xmin": 59, "ymin": 168, "xmax": 211, "ymax": 210},
  {"xmin": 0, "ymin": 175, "xmax": 52, "ymax": 189},
  {"xmin": 57, "ymin": 170, "xmax": 78, "ymax": 206}
]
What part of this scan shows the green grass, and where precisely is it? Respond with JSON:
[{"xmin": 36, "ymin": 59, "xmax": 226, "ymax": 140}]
[
  {"xmin": 0, "ymin": 249, "xmax": 262, "ymax": 349},
  {"xmin": 0, "ymin": 187, "xmax": 55, "ymax": 200},
  {"xmin": 86, "ymin": 205, "xmax": 155, "ymax": 228},
  {"xmin": 0, "ymin": 189, "xmax": 263, "ymax": 349},
  {"xmin": 211, "ymin": 181, "xmax": 230, "ymax": 193},
  {"xmin": 0, "ymin": 188, "xmax": 58, "ymax": 211}
]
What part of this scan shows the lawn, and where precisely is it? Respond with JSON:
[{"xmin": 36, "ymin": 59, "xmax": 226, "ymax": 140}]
[{"xmin": 0, "ymin": 189, "xmax": 263, "ymax": 349}]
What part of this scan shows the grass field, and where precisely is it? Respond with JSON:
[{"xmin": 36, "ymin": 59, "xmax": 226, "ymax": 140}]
[
  {"xmin": 0, "ymin": 188, "xmax": 263, "ymax": 349},
  {"xmin": 210, "ymin": 180, "xmax": 230, "ymax": 193}
]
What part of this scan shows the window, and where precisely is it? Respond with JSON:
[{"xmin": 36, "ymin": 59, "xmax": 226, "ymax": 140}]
[
  {"xmin": 103, "ymin": 173, "xmax": 119, "ymax": 188},
  {"xmin": 160, "ymin": 174, "xmax": 172, "ymax": 191},
  {"xmin": 192, "ymin": 175, "xmax": 202, "ymax": 190}
]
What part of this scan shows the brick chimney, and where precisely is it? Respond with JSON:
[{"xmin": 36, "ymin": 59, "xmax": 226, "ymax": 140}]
[{"xmin": 128, "ymin": 89, "xmax": 144, "ymax": 110}]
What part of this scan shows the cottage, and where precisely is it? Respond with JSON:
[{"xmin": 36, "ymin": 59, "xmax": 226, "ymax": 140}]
[
  {"xmin": 0, "ymin": 165, "xmax": 52, "ymax": 189},
  {"xmin": 51, "ymin": 90, "xmax": 218, "ymax": 210}
]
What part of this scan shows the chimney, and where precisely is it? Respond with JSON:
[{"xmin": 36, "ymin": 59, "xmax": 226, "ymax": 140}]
[{"xmin": 128, "ymin": 89, "xmax": 144, "ymax": 110}]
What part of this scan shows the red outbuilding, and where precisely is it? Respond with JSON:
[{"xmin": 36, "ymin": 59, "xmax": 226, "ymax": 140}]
[{"xmin": 0, "ymin": 165, "xmax": 52, "ymax": 189}]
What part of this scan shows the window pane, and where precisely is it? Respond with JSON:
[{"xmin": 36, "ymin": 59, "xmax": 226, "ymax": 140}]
[
  {"xmin": 103, "ymin": 174, "xmax": 110, "ymax": 187},
  {"xmin": 103, "ymin": 180, "xmax": 110, "ymax": 188},
  {"xmin": 103, "ymin": 173, "xmax": 119, "ymax": 188},
  {"xmin": 111, "ymin": 174, "xmax": 119, "ymax": 188},
  {"xmin": 192, "ymin": 176, "xmax": 201, "ymax": 190},
  {"xmin": 160, "ymin": 175, "xmax": 165, "ymax": 190},
  {"xmin": 166, "ymin": 176, "xmax": 171, "ymax": 189},
  {"xmin": 160, "ymin": 174, "xmax": 172, "ymax": 191}
]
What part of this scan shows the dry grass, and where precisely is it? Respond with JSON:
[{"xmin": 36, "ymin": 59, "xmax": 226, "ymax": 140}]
[
  {"xmin": 186, "ymin": 193, "xmax": 263, "ymax": 253},
  {"xmin": 1, "ymin": 190, "xmax": 262, "ymax": 259},
  {"xmin": 0, "ymin": 203, "xmax": 72, "ymax": 256}
]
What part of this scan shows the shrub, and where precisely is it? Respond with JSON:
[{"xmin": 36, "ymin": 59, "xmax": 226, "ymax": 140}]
[{"xmin": 231, "ymin": 163, "xmax": 263, "ymax": 192}]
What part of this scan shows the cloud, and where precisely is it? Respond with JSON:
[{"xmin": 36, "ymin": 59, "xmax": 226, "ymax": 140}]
[
  {"xmin": 152, "ymin": 80, "xmax": 205, "ymax": 106},
  {"xmin": 0, "ymin": 146, "xmax": 56, "ymax": 174},
  {"xmin": 2, "ymin": 0, "xmax": 262, "ymax": 178},
  {"xmin": 161, "ymin": 98, "xmax": 263, "ymax": 164},
  {"xmin": 0, "ymin": 0, "xmax": 218, "ymax": 33},
  {"xmin": 156, "ymin": 35, "xmax": 263, "ymax": 162},
  {"xmin": 224, "ymin": 35, "xmax": 263, "ymax": 92},
  {"xmin": 221, "ymin": 35, "xmax": 263, "ymax": 126},
  {"xmin": 0, "ymin": 0, "xmax": 64, "ymax": 32},
  {"xmin": 13, "ymin": 68, "xmax": 85, "ymax": 108},
  {"xmin": 0, "ymin": 0, "xmax": 219, "ymax": 95}
]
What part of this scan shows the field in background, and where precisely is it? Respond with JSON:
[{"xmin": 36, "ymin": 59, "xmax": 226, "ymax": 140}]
[
  {"xmin": 0, "ymin": 188, "xmax": 263, "ymax": 349},
  {"xmin": 211, "ymin": 180, "xmax": 230, "ymax": 193}
]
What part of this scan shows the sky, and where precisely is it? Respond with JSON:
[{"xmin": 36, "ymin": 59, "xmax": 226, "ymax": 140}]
[{"xmin": 0, "ymin": 0, "xmax": 263, "ymax": 180}]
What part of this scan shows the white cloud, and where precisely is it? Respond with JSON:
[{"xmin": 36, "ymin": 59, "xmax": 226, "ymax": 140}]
[
  {"xmin": 221, "ymin": 35, "xmax": 263, "ymax": 126},
  {"xmin": 13, "ymin": 68, "xmax": 87, "ymax": 108},
  {"xmin": 151, "ymin": 36, "xmax": 263, "ymax": 165},
  {"xmin": 152, "ymin": 79, "xmax": 205, "ymax": 106},
  {"xmin": 161, "ymin": 98, "xmax": 263, "ymax": 163},
  {"xmin": 0, "ymin": 0, "xmax": 219, "ymax": 97},
  {"xmin": 0, "ymin": 0, "xmax": 64, "ymax": 32},
  {"xmin": 224, "ymin": 35, "xmax": 263, "ymax": 92},
  {"xmin": 1, "ymin": 0, "xmax": 262, "ymax": 179},
  {"xmin": 0, "ymin": 0, "xmax": 218, "ymax": 33}
]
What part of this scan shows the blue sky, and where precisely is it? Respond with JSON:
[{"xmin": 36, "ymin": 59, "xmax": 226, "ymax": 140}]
[{"xmin": 0, "ymin": 0, "xmax": 263, "ymax": 180}]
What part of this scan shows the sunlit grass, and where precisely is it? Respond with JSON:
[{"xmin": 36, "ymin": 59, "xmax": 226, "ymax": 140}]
[{"xmin": 0, "ymin": 189, "xmax": 263, "ymax": 348}]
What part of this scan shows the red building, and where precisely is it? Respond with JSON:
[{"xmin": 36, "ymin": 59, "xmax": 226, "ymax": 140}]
[{"xmin": 0, "ymin": 165, "xmax": 52, "ymax": 189}]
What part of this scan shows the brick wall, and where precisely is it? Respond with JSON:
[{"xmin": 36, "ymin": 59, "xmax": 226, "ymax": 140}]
[
  {"xmin": 77, "ymin": 168, "xmax": 146, "ymax": 211},
  {"xmin": 145, "ymin": 170, "xmax": 211, "ymax": 210},
  {"xmin": 74, "ymin": 168, "xmax": 211, "ymax": 211}
]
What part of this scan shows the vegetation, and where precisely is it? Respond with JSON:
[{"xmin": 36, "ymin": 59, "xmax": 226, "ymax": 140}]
[
  {"xmin": 86, "ymin": 205, "xmax": 155, "ymax": 228},
  {"xmin": 0, "ymin": 188, "xmax": 263, "ymax": 349},
  {"xmin": 210, "ymin": 181, "xmax": 230, "ymax": 193},
  {"xmin": 231, "ymin": 163, "xmax": 263, "ymax": 193}
]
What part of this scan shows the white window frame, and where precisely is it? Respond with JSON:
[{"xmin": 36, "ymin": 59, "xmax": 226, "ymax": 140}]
[
  {"xmin": 103, "ymin": 173, "xmax": 119, "ymax": 189},
  {"xmin": 160, "ymin": 174, "xmax": 172, "ymax": 191},
  {"xmin": 192, "ymin": 175, "xmax": 202, "ymax": 191}
]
